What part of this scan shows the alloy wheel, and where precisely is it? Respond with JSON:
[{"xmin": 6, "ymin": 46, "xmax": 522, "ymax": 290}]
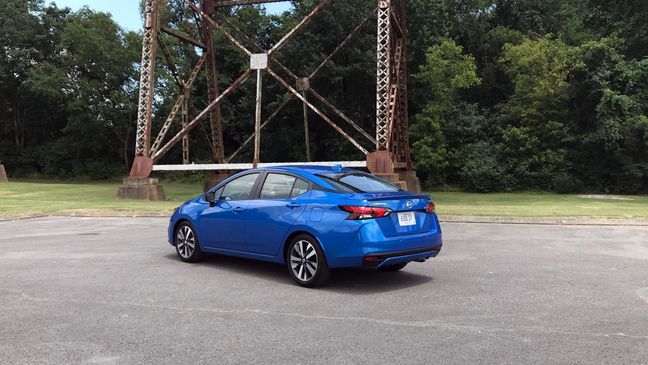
[
  {"xmin": 290, "ymin": 240, "xmax": 319, "ymax": 282},
  {"xmin": 176, "ymin": 225, "xmax": 196, "ymax": 259}
]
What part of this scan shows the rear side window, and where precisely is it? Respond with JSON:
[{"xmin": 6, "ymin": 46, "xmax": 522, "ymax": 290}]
[
  {"xmin": 261, "ymin": 174, "xmax": 297, "ymax": 199},
  {"xmin": 260, "ymin": 173, "xmax": 311, "ymax": 199},
  {"xmin": 291, "ymin": 178, "xmax": 310, "ymax": 198},
  {"xmin": 338, "ymin": 174, "xmax": 400, "ymax": 193}
]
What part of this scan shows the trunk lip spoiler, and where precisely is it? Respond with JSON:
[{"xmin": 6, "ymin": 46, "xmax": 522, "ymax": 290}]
[{"xmin": 363, "ymin": 193, "xmax": 431, "ymax": 202}]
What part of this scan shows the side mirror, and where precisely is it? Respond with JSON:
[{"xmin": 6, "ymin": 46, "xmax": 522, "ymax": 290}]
[{"xmin": 205, "ymin": 192, "xmax": 217, "ymax": 207}]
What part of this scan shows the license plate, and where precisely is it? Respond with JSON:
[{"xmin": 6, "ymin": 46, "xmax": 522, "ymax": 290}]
[{"xmin": 397, "ymin": 212, "xmax": 416, "ymax": 226}]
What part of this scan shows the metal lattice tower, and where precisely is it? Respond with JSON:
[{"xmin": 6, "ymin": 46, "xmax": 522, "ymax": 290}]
[
  {"xmin": 127, "ymin": 0, "xmax": 415, "ymax": 187},
  {"xmin": 134, "ymin": 0, "xmax": 159, "ymax": 157}
]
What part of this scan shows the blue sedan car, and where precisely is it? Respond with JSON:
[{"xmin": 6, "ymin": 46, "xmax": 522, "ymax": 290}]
[{"xmin": 168, "ymin": 165, "xmax": 443, "ymax": 287}]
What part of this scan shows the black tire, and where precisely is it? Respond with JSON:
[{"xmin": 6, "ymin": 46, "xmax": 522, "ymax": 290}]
[
  {"xmin": 174, "ymin": 221, "xmax": 203, "ymax": 263},
  {"xmin": 378, "ymin": 262, "xmax": 408, "ymax": 272},
  {"xmin": 286, "ymin": 234, "xmax": 330, "ymax": 288}
]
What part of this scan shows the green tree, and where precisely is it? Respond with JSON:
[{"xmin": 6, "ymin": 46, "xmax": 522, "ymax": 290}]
[
  {"xmin": 569, "ymin": 38, "xmax": 648, "ymax": 192},
  {"xmin": 0, "ymin": 0, "xmax": 44, "ymax": 150},
  {"xmin": 497, "ymin": 35, "xmax": 576, "ymax": 189},
  {"xmin": 411, "ymin": 39, "xmax": 480, "ymax": 187},
  {"xmin": 9, "ymin": 5, "xmax": 140, "ymax": 177}
]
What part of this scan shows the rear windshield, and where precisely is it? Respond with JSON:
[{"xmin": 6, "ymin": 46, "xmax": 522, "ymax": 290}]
[{"xmin": 319, "ymin": 173, "xmax": 401, "ymax": 193}]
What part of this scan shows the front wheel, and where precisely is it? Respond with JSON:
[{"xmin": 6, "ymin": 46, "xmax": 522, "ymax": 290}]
[
  {"xmin": 174, "ymin": 222, "xmax": 203, "ymax": 263},
  {"xmin": 286, "ymin": 235, "xmax": 330, "ymax": 288}
]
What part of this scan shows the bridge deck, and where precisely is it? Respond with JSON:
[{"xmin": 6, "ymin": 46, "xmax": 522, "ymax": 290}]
[{"xmin": 152, "ymin": 161, "xmax": 368, "ymax": 171}]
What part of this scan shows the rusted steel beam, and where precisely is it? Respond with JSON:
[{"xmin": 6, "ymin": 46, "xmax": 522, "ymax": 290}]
[
  {"xmin": 375, "ymin": 0, "xmax": 391, "ymax": 150},
  {"xmin": 226, "ymin": 94, "xmax": 294, "ymax": 163},
  {"xmin": 388, "ymin": 38, "xmax": 407, "ymax": 154},
  {"xmin": 201, "ymin": 0, "xmax": 226, "ymax": 163},
  {"xmin": 150, "ymin": 94, "xmax": 186, "ymax": 157},
  {"xmin": 149, "ymin": 55, "xmax": 206, "ymax": 157},
  {"xmin": 215, "ymin": 14, "xmax": 299, "ymax": 81},
  {"xmin": 253, "ymin": 69, "xmax": 263, "ymax": 168},
  {"xmin": 184, "ymin": 0, "xmax": 252, "ymax": 56},
  {"xmin": 309, "ymin": 8, "xmax": 377, "ymax": 79},
  {"xmin": 394, "ymin": 0, "xmax": 411, "ymax": 168},
  {"xmin": 153, "ymin": 69, "xmax": 253, "ymax": 161},
  {"xmin": 182, "ymin": 91, "xmax": 191, "ymax": 164},
  {"xmin": 157, "ymin": 35, "xmax": 184, "ymax": 90},
  {"xmin": 159, "ymin": 24, "xmax": 206, "ymax": 49},
  {"xmin": 386, "ymin": 82, "xmax": 398, "ymax": 150},
  {"xmin": 188, "ymin": 101, "xmax": 221, "ymax": 159},
  {"xmin": 302, "ymin": 91, "xmax": 311, "ymax": 162},
  {"xmin": 269, "ymin": 0, "xmax": 332, "ymax": 55},
  {"xmin": 268, "ymin": 68, "xmax": 368, "ymax": 155},
  {"xmin": 386, "ymin": 37, "xmax": 404, "ymax": 150},
  {"xmin": 308, "ymin": 88, "xmax": 376, "ymax": 145},
  {"xmin": 390, "ymin": 9, "xmax": 403, "ymax": 37},
  {"xmin": 135, "ymin": 0, "xmax": 159, "ymax": 157}
]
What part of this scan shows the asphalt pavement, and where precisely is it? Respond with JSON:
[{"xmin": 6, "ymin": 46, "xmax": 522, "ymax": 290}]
[{"xmin": 1, "ymin": 217, "xmax": 647, "ymax": 364}]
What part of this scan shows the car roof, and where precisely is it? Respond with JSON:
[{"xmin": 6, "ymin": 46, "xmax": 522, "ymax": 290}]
[{"xmin": 257, "ymin": 165, "xmax": 359, "ymax": 175}]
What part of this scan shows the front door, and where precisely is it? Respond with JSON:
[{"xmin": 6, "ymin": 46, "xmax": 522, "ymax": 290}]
[
  {"xmin": 199, "ymin": 173, "xmax": 260, "ymax": 251},
  {"xmin": 245, "ymin": 173, "xmax": 311, "ymax": 256}
]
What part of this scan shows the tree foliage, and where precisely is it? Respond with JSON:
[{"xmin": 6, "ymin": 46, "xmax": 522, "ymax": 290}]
[{"xmin": 1, "ymin": 0, "xmax": 647, "ymax": 193}]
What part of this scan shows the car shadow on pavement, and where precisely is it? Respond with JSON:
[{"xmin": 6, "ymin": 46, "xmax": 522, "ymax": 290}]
[
  {"xmin": 325, "ymin": 269, "xmax": 433, "ymax": 294},
  {"xmin": 163, "ymin": 252, "xmax": 295, "ymax": 285},
  {"xmin": 163, "ymin": 253, "xmax": 433, "ymax": 294}
]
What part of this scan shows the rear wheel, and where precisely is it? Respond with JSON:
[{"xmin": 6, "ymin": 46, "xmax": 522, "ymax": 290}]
[
  {"xmin": 174, "ymin": 222, "xmax": 203, "ymax": 263},
  {"xmin": 378, "ymin": 262, "xmax": 408, "ymax": 272},
  {"xmin": 286, "ymin": 235, "xmax": 330, "ymax": 288}
]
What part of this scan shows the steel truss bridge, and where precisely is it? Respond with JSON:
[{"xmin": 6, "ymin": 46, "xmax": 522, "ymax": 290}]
[{"xmin": 121, "ymin": 0, "xmax": 419, "ymax": 199}]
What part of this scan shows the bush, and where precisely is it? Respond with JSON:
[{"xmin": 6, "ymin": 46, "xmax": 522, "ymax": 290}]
[
  {"xmin": 458, "ymin": 142, "xmax": 504, "ymax": 192},
  {"xmin": 552, "ymin": 172, "xmax": 584, "ymax": 194}
]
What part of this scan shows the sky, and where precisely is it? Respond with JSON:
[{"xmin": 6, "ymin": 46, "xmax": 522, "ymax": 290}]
[{"xmin": 49, "ymin": 0, "xmax": 293, "ymax": 31}]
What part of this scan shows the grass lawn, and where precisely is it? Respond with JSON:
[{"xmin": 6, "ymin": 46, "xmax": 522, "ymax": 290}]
[
  {"xmin": 430, "ymin": 192, "xmax": 648, "ymax": 218},
  {"xmin": 1, "ymin": 180, "xmax": 647, "ymax": 219},
  {"xmin": 0, "ymin": 180, "xmax": 203, "ymax": 217}
]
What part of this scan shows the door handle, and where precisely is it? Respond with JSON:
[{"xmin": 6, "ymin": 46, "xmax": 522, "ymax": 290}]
[
  {"xmin": 233, "ymin": 207, "xmax": 245, "ymax": 213},
  {"xmin": 286, "ymin": 202, "xmax": 301, "ymax": 209}
]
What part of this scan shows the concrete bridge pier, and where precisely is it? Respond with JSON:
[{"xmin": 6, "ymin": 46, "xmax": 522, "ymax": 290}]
[
  {"xmin": 117, "ymin": 156, "xmax": 166, "ymax": 201},
  {"xmin": 0, "ymin": 163, "xmax": 8, "ymax": 183}
]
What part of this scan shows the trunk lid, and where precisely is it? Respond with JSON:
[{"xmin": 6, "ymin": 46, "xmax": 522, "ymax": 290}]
[{"xmin": 344, "ymin": 192, "xmax": 436, "ymax": 237}]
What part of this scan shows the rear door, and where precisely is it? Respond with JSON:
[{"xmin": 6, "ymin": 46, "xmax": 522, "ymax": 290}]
[
  {"xmin": 245, "ymin": 173, "xmax": 310, "ymax": 256},
  {"xmin": 199, "ymin": 173, "xmax": 260, "ymax": 251}
]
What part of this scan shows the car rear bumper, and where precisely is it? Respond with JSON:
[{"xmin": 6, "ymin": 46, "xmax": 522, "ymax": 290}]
[
  {"xmin": 323, "ymin": 218, "xmax": 443, "ymax": 268},
  {"xmin": 362, "ymin": 245, "xmax": 442, "ymax": 268}
]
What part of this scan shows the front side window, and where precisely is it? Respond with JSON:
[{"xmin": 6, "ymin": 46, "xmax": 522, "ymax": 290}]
[
  {"xmin": 260, "ymin": 174, "xmax": 297, "ymax": 199},
  {"xmin": 220, "ymin": 173, "xmax": 259, "ymax": 200}
]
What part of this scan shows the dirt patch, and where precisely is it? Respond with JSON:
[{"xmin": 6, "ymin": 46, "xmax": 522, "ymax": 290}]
[{"xmin": 578, "ymin": 194, "xmax": 636, "ymax": 201}]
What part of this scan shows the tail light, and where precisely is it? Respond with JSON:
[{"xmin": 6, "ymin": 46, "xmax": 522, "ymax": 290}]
[
  {"xmin": 425, "ymin": 202, "xmax": 436, "ymax": 214},
  {"xmin": 339, "ymin": 205, "xmax": 392, "ymax": 220}
]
